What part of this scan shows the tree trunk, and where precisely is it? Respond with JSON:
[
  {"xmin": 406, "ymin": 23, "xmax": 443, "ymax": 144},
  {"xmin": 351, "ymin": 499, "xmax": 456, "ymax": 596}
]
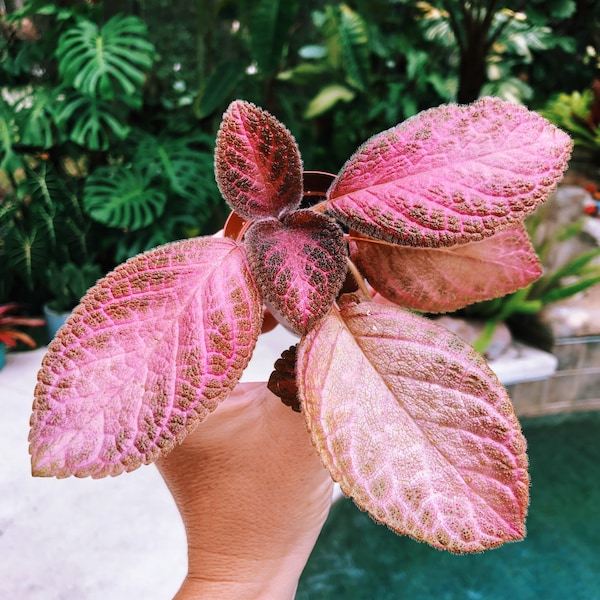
[{"xmin": 457, "ymin": 35, "xmax": 487, "ymax": 104}]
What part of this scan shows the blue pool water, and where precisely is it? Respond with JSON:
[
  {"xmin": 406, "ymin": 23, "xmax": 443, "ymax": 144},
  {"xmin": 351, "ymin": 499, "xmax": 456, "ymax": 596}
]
[{"xmin": 297, "ymin": 413, "xmax": 600, "ymax": 600}]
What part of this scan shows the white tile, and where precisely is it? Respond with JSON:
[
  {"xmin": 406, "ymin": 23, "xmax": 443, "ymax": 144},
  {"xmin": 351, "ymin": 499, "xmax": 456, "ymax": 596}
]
[{"xmin": 1, "ymin": 349, "xmax": 186, "ymax": 600}]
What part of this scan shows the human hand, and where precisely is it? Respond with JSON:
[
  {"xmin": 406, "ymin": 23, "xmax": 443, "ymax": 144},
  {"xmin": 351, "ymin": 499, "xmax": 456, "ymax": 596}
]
[{"xmin": 156, "ymin": 381, "xmax": 333, "ymax": 600}]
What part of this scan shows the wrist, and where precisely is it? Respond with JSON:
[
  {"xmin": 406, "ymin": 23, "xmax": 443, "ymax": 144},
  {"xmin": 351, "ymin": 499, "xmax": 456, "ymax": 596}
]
[{"xmin": 175, "ymin": 553, "xmax": 307, "ymax": 599}]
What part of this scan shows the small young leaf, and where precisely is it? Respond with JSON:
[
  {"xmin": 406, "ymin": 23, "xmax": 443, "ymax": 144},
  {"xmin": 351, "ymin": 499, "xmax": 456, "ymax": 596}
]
[
  {"xmin": 350, "ymin": 225, "xmax": 542, "ymax": 313},
  {"xmin": 29, "ymin": 237, "xmax": 263, "ymax": 478},
  {"xmin": 328, "ymin": 97, "xmax": 572, "ymax": 247},
  {"xmin": 267, "ymin": 344, "xmax": 301, "ymax": 412},
  {"xmin": 245, "ymin": 210, "xmax": 347, "ymax": 334},
  {"xmin": 215, "ymin": 100, "xmax": 303, "ymax": 220},
  {"xmin": 298, "ymin": 296, "xmax": 529, "ymax": 553}
]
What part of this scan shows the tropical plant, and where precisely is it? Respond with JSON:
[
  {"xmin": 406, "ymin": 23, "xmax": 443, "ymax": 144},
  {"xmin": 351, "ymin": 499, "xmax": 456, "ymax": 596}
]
[
  {"xmin": 0, "ymin": 303, "xmax": 45, "ymax": 349},
  {"xmin": 0, "ymin": 156, "xmax": 98, "ymax": 304},
  {"xmin": 276, "ymin": 2, "xmax": 455, "ymax": 168},
  {"xmin": 56, "ymin": 14, "xmax": 155, "ymax": 107},
  {"xmin": 458, "ymin": 198, "xmax": 600, "ymax": 354},
  {"xmin": 541, "ymin": 87, "xmax": 600, "ymax": 151},
  {"xmin": 30, "ymin": 98, "xmax": 572, "ymax": 563},
  {"xmin": 414, "ymin": 0, "xmax": 577, "ymax": 104},
  {"xmin": 0, "ymin": 2, "xmax": 223, "ymax": 305}
]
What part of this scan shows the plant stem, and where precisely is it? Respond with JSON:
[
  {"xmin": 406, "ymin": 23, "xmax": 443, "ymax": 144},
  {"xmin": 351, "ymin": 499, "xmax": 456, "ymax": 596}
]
[
  {"xmin": 472, "ymin": 319, "xmax": 498, "ymax": 354},
  {"xmin": 346, "ymin": 257, "xmax": 372, "ymax": 300}
]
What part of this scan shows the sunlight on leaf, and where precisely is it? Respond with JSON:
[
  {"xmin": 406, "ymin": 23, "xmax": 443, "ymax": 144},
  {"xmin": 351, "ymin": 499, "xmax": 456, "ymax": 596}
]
[
  {"xmin": 350, "ymin": 225, "xmax": 542, "ymax": 313},
  {"xmin": 304, "ymin": 84, "xmax": 356, "ymax": 119},
  {"xmin": 30, "ymin": 237, "xmax": 262, "ymax": 478},
  {"xmin": 328, "ymin": 97, "xmax": 572, "ymax": 247},
  {"xmin": 298, "ymin": 295, "xmax": 529, "ymax": 553},
  {"xmin": 215, "ymin": 100, "xmax": 303, "ymax": 220}
]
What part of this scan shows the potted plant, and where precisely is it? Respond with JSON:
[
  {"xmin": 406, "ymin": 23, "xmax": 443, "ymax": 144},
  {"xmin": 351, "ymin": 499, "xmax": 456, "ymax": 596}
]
[
  {"xmin": 0, "ymin": 303, "xmax": 45, "ymax": 370},
  {"xmin": 29, "ymin": 97, "xmax": 572, "ymax": 590}
]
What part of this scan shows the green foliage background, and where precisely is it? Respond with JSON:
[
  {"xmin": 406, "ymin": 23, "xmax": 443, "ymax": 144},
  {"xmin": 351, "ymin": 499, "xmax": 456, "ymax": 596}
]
[{"xmin": 1, "ymin": 0, "xmax": 599, "ymax": 310}]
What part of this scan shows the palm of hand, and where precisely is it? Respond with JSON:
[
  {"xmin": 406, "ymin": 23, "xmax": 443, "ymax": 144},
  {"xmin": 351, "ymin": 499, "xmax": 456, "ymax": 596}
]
[{"xmin": 156, "ymin": 382, "xmax": 333, "ymax": 599}]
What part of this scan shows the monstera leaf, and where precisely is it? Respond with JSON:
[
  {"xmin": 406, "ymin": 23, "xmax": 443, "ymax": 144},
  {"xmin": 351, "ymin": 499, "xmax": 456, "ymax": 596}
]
[
  {"xmin": 83, "ymin": 165, "xmax": 166, "ymax": 230},
  {"xmin": 56, "ymin": 14, "xmax": 155, "ymax": 106},
  {"xmin": 139, "ymin": 134, "xmax": 218, "ymax": 202},
  {"xmin": 54, "ymin": 92, "xmax": 130, "ymax": 151},
  {"xmin": 132, "ymin": 133, "xmax": 220, "ymax": 230}
]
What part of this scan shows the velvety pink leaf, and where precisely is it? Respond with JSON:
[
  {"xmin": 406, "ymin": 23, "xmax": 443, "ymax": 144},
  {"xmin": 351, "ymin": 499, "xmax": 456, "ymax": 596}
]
[
  {"xmin": 328, "ymin": 97, "xmax": 572, "ymax": 247},
  {"xmin": 215, "ymin": 100, "xmax": 303, "ymax": 220},
  {"xmin": 29, "ymin": 237, "xmax": 262, "ymax": 478},
  {"xmin": 244, "ymin": 210, "xmax": 347, "ymax": 334},
  {"xmin": 298, "ymin": 296, "xmax": 529, "ymax": 553},
  {"xmin": 349, "ymin": 225, "xmax": 542, "ymax": 313}
]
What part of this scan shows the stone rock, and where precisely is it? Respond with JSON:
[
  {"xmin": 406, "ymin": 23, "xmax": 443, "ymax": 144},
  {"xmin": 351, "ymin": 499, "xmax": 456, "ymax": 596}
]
[
  {"xmin": 434, "ymin": 316, "xmax": 512, "ymax": 360},
  {"xmin": 533, "ymin": 186, "xmax": 598, "ymax": 272},
  {"xmin": 540, "ymin": 282, "xmax": 600, "ymax": 338}
]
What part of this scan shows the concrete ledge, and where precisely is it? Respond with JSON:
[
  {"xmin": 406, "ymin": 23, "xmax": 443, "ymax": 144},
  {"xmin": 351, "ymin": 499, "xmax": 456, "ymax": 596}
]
[{"xmin": 488, "ymin": 342, "xmax": 558, "ymax": 386}]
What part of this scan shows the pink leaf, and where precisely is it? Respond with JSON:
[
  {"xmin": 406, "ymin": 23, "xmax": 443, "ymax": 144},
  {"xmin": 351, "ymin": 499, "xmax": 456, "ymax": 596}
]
[
  {"xmin": 349, "ymin": 225, "xmax": 542, "ymax": 313},
  {"xmin": 328, "ymin": 97, "xmax": 572, "ymax": 247},
  {"xmin": 215, "ymin": 100, "xmax": 303, "ymax": 220},
  {"xmin": 244, "ymin": 210, "xmax": 347, "ymax": 334},
  {"xmin": 29, "ymin": 237, "xmax": 263, "ymax": 478},
  {"xmin": 298, "ymin": 296, "xmax": 529, "ymax": 553}
]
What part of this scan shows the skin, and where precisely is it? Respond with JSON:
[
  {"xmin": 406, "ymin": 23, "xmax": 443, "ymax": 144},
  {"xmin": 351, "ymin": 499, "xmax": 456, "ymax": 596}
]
[{"xmin": 156, "ymin": 382, "xmax": 333, "ymax": 599}]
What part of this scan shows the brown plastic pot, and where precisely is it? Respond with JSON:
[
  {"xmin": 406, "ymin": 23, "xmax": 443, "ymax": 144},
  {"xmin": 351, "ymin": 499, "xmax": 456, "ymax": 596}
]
[{"xmin": 223, "ymin": 171, "xmax": 336, "ymax": 241}]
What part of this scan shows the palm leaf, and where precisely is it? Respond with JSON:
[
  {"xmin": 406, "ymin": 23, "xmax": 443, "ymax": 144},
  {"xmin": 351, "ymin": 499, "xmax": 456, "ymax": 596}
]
[{"xmin": 337, "ymin": 4, "xmax": 370, "ymax": 91}]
